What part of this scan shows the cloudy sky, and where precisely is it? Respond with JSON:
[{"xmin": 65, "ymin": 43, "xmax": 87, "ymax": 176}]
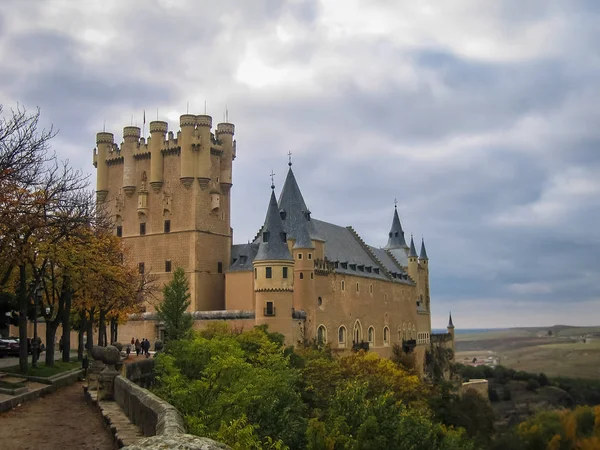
[{"xmin": 1, "ymin": 0, "xmax": 599, "ymax": 328}]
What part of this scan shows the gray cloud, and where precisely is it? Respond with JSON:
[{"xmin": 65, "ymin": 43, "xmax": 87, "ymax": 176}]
[{"xmin": 1, "ymin": 0, "xmax": 598, "ymax": 328}]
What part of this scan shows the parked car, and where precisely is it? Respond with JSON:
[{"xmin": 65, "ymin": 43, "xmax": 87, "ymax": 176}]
[
  {"xmin": 0, "ymin": 337, "xmax": 44, "ymax": 357},
  {"xmin": 0, "ymin": 336, "xmax": 19, "ymax": 357}
]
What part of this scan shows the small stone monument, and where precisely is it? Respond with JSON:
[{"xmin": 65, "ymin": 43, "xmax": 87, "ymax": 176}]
[
  {"xmin": 98, "ymin": 345, "xmax": 121, "ymax": 401},
  {"xmin": 88, "ymin": 346, "xmax": 106, "ymax": 391}
]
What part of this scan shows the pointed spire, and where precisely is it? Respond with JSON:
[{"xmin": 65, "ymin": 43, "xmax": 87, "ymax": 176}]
[
  {"xmin": 419, "ymin": 237, "xmax": 428, "ymax": 260},
  {"xmin": 408, "ymin": 234, "xmax": 418, "ymax": 258},
  {"xmin": 448, "ymin": 312, "xmax": 454, "ymax": 328},
  {"xmin": 278, "ymin": 165, "xmax": 320, "ymax": 245},
  {"xmin": 383, "ymin": 204, "xmax": 408, "ymax": 250},
  {"xmin": 254, "ymin": 188, "xmax": 292, "ymax": 262}
]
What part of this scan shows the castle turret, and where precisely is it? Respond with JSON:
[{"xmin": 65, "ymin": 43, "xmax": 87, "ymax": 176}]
[
  {"xmin": 196, "ymin": 115, "xmax": 212, "ymax": 189},
  {"xmin": 216, "ymin": 122, "xmax": 235, "ymax": 194},
  {"xmin": 254, "ymin": 183, "xmax": 294, "ymax": 343},
  {"xmin": 407, "ymin": 234, "xmax": 418, "ymax": 282},
  {"xmin": 447, "ymin": 312, "xmax": 455, "ymax": 355},
  {"xmin": 149, "ymin": 121, "xmax": 167, "ymax": 192},
  {"xmin": 383, "ymin": 204, "xmax": 409, "ymax": 266},
  {"xmin": 122, "ymin": 127, "xmax": 140, "ymax": 196},
  {"xmin": 179, "ymin": 114, "xmax": 196, "ymax": 187},
  {"xmin": 419, "ymin": 237, "xmax": 431, "ymax": 312},
  {"xmin": 95, "ymin": 132, "xmax": 114, "ymax": 202}
]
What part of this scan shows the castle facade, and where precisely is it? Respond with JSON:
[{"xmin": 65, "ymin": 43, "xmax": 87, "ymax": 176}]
[{"xmin": 92, "ymin": 113, "xmax": 453, "ymax": 368}]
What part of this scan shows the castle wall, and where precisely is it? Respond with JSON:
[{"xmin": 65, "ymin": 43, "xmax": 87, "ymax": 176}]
[{"xmin": 225, "ymin": 271, "xmax": 254, "ymax": 310}]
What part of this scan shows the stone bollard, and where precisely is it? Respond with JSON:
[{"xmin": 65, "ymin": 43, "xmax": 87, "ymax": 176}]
[
  {"xmin": 98, "ymin": 345, "xmax": 121, "ymax": 401},
  {"xmin": 88, "ymin": 346, "xmax": 106, "ymax": 392}
]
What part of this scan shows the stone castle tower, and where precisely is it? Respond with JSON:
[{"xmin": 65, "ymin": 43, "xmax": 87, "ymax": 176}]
[{"xmin": 93, "ymin": 114, "xmax": 236, "ymax": 311}]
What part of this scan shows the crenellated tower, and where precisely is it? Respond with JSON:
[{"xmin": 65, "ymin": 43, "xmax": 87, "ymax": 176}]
[{"xmin": 92, "ymin": 111, "xmax": 237, "ymax": 312}]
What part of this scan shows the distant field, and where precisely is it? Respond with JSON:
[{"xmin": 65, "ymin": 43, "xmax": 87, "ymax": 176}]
[{"xmin": 455, "ymin": 326, "xmax": 600, "ymax": 380}]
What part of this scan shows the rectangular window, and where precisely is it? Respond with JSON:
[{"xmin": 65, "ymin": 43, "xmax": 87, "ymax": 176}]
[
  {"xmin": 165, "ymin": 260, "xmax": 172, "ymax": 272},
  {"xmin": 341, "ymin": 280, "xmax": 345, "ymax": 291},
  {"xmin": 265, "ymin": 301, "xmax": 275, "ymax": 316},
  {"xmin": 369, "ymin": 284, "xmax": 373, "ymax": 294},
  {"xmin": 298, "ymin": 253, "xmax": 303, "ymax": 260},
  {"xmin": 266, "ymin": 267, "xmax": 272, "ymax": 278},
  {"xmin": 138, "ymin": 262, "xmax": 145, "ymax": 274},
  {"xmin": 308, "ymin": 253, "xmax": 312, "ymax": 260},
  {"xmin": 140, "ymin": 223, "xmax": 146, "ymax": 235},
  {"xmin": 282, "ymin": 267, "xmax": 288, "ymax": 278},
  {"xmin": 254, "ymin": 268, "xmax": 257, "ymax": 279},
  {"xmin": 217, "ymin": 262, "xmax": 223, "ymax": 273},
  {"xmin": 356, "ymin": 282, "xmax": 359, "ymax": 292},
  {"xmin": 116, "ymin": 225, "xmax": 122, "ymax": 237},
  {"xmin": 164, "ymin": 220, "xmax": 171, "ymax": 233}
]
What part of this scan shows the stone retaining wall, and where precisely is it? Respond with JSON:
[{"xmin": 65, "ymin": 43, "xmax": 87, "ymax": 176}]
[
  {"xmin": 114, "ymin": 375, "xmax": 185, "ymax": 437},
  {"xmin": 123, "ymin": 358, "xmax": 155, "ymax": 387},
  {"xmin": 0, "ymin": 369, "xmax": 83, "ymax": 413}
]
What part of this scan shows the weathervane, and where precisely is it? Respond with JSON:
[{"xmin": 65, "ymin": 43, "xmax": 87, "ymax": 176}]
[
  {"xmin": 288, "ymin": 151, "xmax": 293, "ymax": 167},
  {"xmin": 270, "ymin": 170, "xmax": 275, "ymax": 189},
  {"xmin": 394, "ymin": 198, "xmax": 398, "ymax": 208}
]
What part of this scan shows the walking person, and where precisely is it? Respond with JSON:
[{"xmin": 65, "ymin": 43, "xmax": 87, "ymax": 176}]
[{"xmin": 135, "ymin": 338, "xmax": 141, "ymax": 356}]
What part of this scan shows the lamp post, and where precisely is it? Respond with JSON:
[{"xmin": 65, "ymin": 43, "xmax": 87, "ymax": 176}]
[{"xmin": 31, "ymin": 284, "xmax": 43, "ymax": 368}]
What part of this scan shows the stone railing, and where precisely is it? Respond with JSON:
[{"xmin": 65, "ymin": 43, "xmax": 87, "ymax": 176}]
[
  {"xmin": 114, "ymin": 375, "xmax": 185, "ymax": 436},
  {"xmin": 88, "ymin": 345, "xmax": 230, "ymax": 449}
]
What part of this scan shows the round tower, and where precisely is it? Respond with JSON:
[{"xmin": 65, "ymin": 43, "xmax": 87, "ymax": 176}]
[
  {"xmin": 122, "ymin": 126, "xmax": 140, "ymax": 196},
  {"xmin": 149, "ymin": 121, "xmax": 167, "ymax": 192},
  {"xmin": 253, "ymin": 185, "xmax": 295, "ymax": 343},
  {"xmin": 407, "ymin": 234, "xmax": 418, "ymax": 283},
  {"xmin": 95, "ymin": 132, "xmax": 114, "ymax": 202},
  {"xmin": 216, "ymin": 122, "xmax": 235, "ymax": 194},
  {"xmin": 179, "ymin": 114, "xmax": 196, "ymax": 187},
  {"xmin": 196, "ymin": 115, "xmax": 212, "ymax": 189}
]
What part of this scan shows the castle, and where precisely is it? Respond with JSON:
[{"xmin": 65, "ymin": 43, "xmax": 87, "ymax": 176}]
[{"xmin": 92, "ymin": 113, "xmax": 454, "ymax": 368}]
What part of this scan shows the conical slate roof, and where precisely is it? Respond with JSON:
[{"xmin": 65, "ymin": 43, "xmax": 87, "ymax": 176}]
[
  {"xmin": 254, "ymin": 189, "xmax": 293, "ymax": 261},
  {"xmin": 383, "ymin": 206, "xmax": 408, "ymax": 250},
  {"xmin": 408, "ymin": 235, "xmax": 418, "ymax": 258},
  {"xmin": 448, "ymin": 312, "xmax": 454, "ymax": 328},
  {"xmin": 278, "ymin": 166, "xmax": 319, "ymax": 248},
  {"xmin": 419, "ymin": 238, "xmax": 428, "ymax": 260}
]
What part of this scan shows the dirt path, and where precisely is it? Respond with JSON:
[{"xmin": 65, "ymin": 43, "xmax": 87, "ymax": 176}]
[{"xmin": 0, "ymin": 382, "xmax": 114, "ymax": 450}]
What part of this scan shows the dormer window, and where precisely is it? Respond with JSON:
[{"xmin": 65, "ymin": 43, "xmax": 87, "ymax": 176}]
[
  {"xmin": 357, "ymin": 265, "xmax": 364, "ymax": 272},
  {"xmin": 262, "ymin": 231, "xmax": 270, "ymax": 242},
  {"xmin": 395, "ymin": 232, "xmax": 399, "ymax": 237},
  {"xmin": 389, "ymin": 232, "xmax": 392, "ymax": 237},
  {"xmin": 279, "ymin": 209, "xmax": 286, "ymax": 220},
  {"xmin": 280, "ymin": 232, "xmax": 287, "ymax": 242},
  {"xmin": 341, "ymin": 262, "xmax": 348, "ymax": 269},
  {"xmin": 366, "ymin": 266, "xmax": 372, "ymax": 273},
  {"xmin": 349, "ymin": 264, "xmax": 356, "ymax": 271},
  {"xmin": 304, "ymin": 210, "xmax": 311, "ymax": 221},
  {"xmin": 374, "ymin": 268, "xmax": 380, "ymax": 274}
]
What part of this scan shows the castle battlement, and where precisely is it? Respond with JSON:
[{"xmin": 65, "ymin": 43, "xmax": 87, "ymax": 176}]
[{"xmin": 93, "ymin": 113, "xmax": 236, "ymax": 196}]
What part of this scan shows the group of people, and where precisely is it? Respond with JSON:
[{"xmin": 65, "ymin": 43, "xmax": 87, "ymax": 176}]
[{"xmin": 130, "ymin": 337, "xmax": 152, "ymax": 357}]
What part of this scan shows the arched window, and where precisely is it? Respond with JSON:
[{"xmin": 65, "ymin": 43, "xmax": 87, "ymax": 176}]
[
  {"xmin": 383, "ymin": 326, "xmax": 390, "ymax": 346},
  {"xmin": 368, "ymin": 326, "xmax": 374, "ymax": 344},
  {"xmin": 353, "ymin": 320, "xmax": 362, "ymax": 344},
  {"xmin": 300, "ymin": 272, "xmax": 304, "ymax": 280},
  {"xmin": 317, "ymin": 325, "xmax": 327, "ymax": 344},
  {"xmin": 338, "ymin": 326, "xmax": 347, "ymax": 346}
]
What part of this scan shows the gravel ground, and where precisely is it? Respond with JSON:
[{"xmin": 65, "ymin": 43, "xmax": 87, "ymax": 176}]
[{"xmin": 0, "ymin": 382, "xmax": 114, "ymax": 450}]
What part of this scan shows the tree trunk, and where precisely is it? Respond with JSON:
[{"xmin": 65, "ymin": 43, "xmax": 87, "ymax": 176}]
[
  {"xmin": 45, "ymin": 321, "xmax": 58, "ymax": 367},
  {"xmin": 77, "ymin": 311, "xmax": 86, "ymax": 360},
  {"xmin": 61, "ymin": 275, "xmax": 72, "ymax": 362},
  {"xmin": 85, "ymin": 311, "xmax": 93, "ymax": 353},
  {"xmin": 98, "ymin": 310, "xmax": 106, "ymax": 346},
  {"xmin": 110, "ymin": 318, "xmax": 118, "ymax": 343},
  {"xmin": 18, "ymin": 264, "xmax": 28, "ymax": 373}
]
